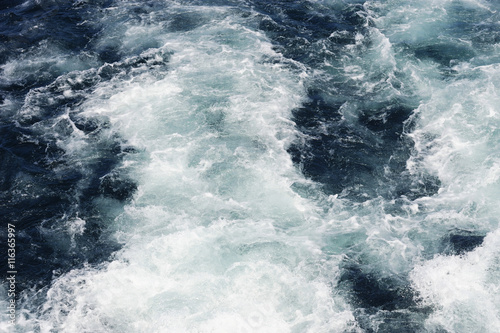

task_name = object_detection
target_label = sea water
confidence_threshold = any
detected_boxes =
[1,0,500,332]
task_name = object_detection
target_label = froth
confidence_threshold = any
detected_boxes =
[15,3,360,332]
[411,229,500,332]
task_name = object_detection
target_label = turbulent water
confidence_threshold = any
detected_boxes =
[1,0,500,332]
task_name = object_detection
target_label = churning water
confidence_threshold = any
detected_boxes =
[1,0,500,332]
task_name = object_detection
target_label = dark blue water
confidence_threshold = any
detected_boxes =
[0,0,131,294]
[1,1,499,332]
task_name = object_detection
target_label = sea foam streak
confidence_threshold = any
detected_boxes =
[371,0,500,331]
[15,3,357,332]
[5,0,500,332]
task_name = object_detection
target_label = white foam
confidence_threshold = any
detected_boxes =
[408,62,500,223]
[16,3,360,332]
[319,0,500,312]
[0,39,98,89]
[360,1,500,330]
[401,60,500,332]
[411,229,500,332]
[0,285,12,333]
[13,0,500,331]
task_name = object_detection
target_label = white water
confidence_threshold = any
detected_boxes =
[407,44,500,333]
[6,0,500,332]
[14,3,358,332]
[371,0,500,332]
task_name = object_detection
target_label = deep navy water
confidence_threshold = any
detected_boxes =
[1,0,500,332]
